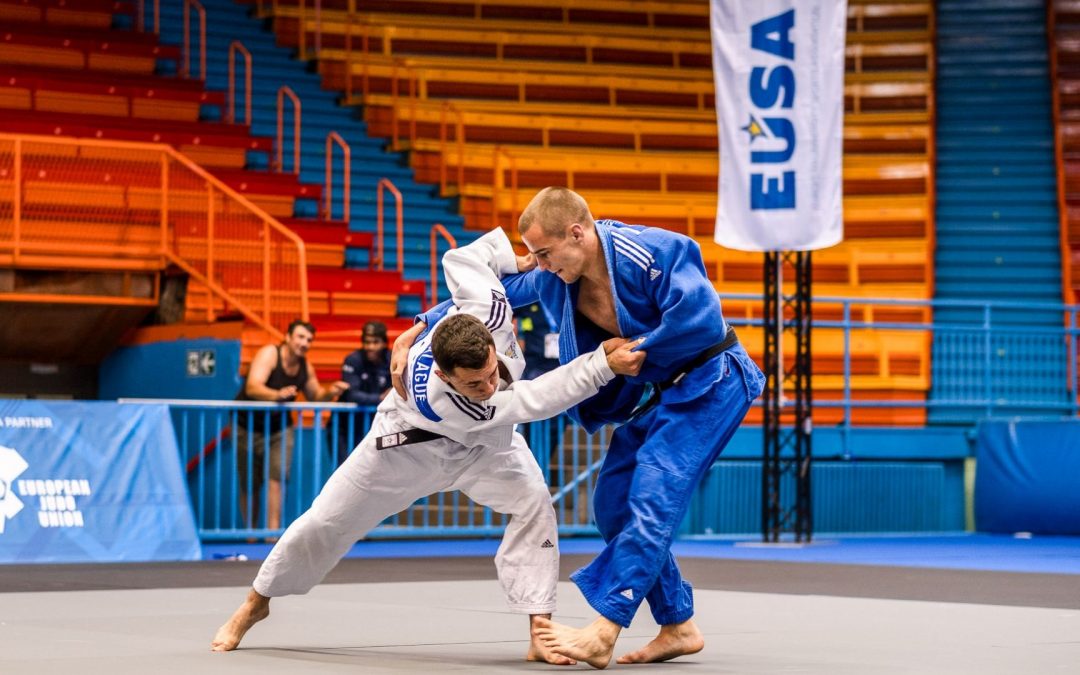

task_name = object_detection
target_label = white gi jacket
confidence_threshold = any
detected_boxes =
[376,227,616,453]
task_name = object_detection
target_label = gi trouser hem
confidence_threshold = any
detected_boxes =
[506,601,557,615]
[569,568,636,628]
[569,567,694,628]
[647,580,695,626]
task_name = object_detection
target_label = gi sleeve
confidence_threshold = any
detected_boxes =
[415,299,453,327]
[501,269,543,308]
[441,228,520,336]
[434,344,616,429]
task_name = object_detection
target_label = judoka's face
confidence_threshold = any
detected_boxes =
[437,346,500,401]
[522,223,587,283]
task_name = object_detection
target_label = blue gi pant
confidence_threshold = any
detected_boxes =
[569,348,763,627]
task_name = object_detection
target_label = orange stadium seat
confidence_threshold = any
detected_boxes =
[250,0,936,423]
[0,3,415,369]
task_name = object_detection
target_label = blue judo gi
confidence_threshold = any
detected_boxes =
[423,220,765,627]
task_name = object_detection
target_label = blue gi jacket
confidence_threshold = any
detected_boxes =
[419,220,747,433]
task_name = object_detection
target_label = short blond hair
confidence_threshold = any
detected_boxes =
[518,187,594,238]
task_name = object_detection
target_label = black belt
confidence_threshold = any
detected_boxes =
[629,326,739,420]
[376,427,446,450]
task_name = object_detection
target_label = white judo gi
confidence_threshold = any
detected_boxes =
[253,228,616,615]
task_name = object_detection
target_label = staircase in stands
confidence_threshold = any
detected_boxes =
[932,0,1070,421]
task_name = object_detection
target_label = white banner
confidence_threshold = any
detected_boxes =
[711,1,846,251]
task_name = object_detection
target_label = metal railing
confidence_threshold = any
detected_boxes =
[125,295,1079,540]
[276,86,302,175]
[718,293,1080,424]
[227,41,253,126]
[429,223,456,307]
[325,132,351,222]
[490,145,518,228]
[181,0,207,81]
[388,59,419,152]
[137,0,161,34]
[343,10,370,106]
[439,101,466,195]
[296,0,316,60]
[158,401,368,540]
[335,25,424,153]
[0,133,310,334]
[375,177,404,273]
[1047,2,1076,302]
[147,400,598,540]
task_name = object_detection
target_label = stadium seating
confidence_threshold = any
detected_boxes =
[1051,0,1080,303]
[1,0,941,422]
[250,0,936,424]
[0,0,417,370]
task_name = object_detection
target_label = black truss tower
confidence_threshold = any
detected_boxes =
[762,251,813,542]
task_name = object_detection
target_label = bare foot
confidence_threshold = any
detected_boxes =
[616,619,704,664]
[526,615,577,666]
[534,616,621,670]
[210,589,270,652]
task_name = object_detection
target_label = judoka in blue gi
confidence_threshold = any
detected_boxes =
[399,187,765,668]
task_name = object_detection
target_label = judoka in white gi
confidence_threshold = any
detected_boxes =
[211,228,646,664]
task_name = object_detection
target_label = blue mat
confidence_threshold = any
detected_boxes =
[204,533,1080,575]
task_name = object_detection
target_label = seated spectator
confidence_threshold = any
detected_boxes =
[335,321,391,464]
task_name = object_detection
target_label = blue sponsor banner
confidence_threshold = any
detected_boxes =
[0,401,201,563]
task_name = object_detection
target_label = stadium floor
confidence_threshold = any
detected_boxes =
[2,535,1078,673]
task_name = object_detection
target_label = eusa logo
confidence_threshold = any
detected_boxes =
[742,9,796,211]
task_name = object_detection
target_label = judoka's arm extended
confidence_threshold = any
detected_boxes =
[443,338,644,429]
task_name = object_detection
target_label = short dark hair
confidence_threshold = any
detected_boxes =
[432,314,494,374]
[287,319,316,337]
[362,320,388,342]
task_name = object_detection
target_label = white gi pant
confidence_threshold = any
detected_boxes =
[253,408,559,615]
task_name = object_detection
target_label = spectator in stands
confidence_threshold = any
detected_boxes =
[334,320,392,464]
[234,320,348,534]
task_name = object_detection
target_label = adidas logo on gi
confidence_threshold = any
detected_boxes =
[541,539,554,549]
[649,268,662,281]
[620,588,634,600]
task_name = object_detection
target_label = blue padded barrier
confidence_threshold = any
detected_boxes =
[974,419,1080,535]
[99,337,242,401]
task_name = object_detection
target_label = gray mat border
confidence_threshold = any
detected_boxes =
[2,554,1078,609]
